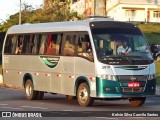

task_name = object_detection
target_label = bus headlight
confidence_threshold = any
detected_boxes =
[97,74,116,81]
[148,74,156,80]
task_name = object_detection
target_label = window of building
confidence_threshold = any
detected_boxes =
[125,10,136,17]
[153,11,160,18]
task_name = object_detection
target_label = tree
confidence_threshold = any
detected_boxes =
[0,0,82,32]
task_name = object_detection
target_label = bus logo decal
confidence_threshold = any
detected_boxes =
[130,76,137,81]
[39,56,60,68]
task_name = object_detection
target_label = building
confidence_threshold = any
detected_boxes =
[44,0,160,23]
[70,0,106,16]
[70,0,85,15]
[107,0,160,22]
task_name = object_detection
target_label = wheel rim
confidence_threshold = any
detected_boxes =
[79,87,88,102]
[26,83,32,96]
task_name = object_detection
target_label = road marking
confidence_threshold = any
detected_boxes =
[1,107,23,110]
[62,110,73,111]
[21,106,48,110]
[0,104,8,106]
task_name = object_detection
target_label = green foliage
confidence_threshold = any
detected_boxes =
[30,0,70,23]
[0,0,82,32]
[143,32,160,45]
[137,22,160,33]
[137,23,160,45]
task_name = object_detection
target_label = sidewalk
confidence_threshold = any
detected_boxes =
[0,74,160,95]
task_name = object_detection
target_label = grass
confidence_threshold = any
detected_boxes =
[137,23,160,33]
[144,32,160,45]
[136,23,160,45]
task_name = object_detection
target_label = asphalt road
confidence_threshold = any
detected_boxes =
[0,87,160,120]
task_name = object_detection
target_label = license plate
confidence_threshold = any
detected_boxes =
[128,82,140,88]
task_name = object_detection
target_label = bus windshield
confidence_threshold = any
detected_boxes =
[91,27,153,65]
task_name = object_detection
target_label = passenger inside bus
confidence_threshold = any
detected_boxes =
[46,34,58,55]
[79,35,93,61]
[15,36,23,54]
[63,35,75,56]
[15,44,23,54]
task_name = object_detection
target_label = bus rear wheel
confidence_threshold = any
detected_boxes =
[77,83,94,106]
[25,80,38,100]
[129,97,146,107]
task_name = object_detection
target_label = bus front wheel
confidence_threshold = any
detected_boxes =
[25,80,38,100]
[77,83,94,106]
[129,97,146,107]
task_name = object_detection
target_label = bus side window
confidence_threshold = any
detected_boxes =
[32,35,40,54]
[56,34,62,55]
[77,34,93,61]
[22,35,30,54]
[15,35,23,54]
[25,35,32,54]
[4,35,12,54]
[39,34,47,54]
[4,35,18,54]
[63,35,76,56]
[11,35,18,54]
[46,34,60,55]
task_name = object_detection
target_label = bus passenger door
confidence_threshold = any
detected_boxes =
[61,34,76,95]
[49,33,63,93]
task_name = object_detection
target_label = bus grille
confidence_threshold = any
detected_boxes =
[117,75,147,93]
[117,75,147,82]
[122,87,143,93]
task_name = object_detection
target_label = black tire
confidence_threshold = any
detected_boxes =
[129,97,146,107]
[77,83,94,106]
[37,91,44,100]
[25,79,38,100]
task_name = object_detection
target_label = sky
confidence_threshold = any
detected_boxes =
[0,0,43,23]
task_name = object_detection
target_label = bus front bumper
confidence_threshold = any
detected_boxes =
[96,77,156,98]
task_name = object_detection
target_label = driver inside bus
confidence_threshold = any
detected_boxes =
[117,40,131,55]
[80,36,93,61]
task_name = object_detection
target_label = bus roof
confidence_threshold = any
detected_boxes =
[6,19,135,34]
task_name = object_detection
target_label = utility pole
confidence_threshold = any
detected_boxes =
[19,0,22,25]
